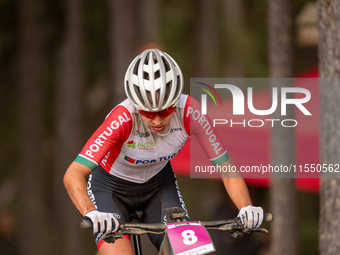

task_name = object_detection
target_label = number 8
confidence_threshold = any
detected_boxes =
[182,230,198,245]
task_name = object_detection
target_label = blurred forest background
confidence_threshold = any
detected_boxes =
[0,0,329,254]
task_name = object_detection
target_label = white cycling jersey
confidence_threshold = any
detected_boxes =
[75,94,230,183]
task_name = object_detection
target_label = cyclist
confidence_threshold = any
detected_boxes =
[63,48,264,255]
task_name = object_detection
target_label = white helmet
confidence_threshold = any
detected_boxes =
[124,49,184,112]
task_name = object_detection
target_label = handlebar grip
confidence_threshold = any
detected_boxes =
[263,213,273,223]
[80,218,93,229]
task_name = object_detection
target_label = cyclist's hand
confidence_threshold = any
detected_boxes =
[238,205,263,228]
[85,210,119,234]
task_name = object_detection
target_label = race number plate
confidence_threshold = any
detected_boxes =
[165,222,215,255]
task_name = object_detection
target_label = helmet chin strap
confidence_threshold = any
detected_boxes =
[156,119,172,137]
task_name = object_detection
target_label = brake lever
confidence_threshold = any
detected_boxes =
[243,227,269,234]
[229,226,269,239]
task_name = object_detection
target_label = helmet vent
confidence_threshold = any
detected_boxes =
[133,59,141,75]
[173,76,181,101]
[144,53,150,65]
[161,56,171,72]
[133,84,144,105]
[152,54,158,64]
[154,70,160,80]
[143,72,149,80]
[165,81,172,101]
[126,81,137,105]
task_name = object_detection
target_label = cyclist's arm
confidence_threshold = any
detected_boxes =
[219,159,253,210]
[63,104,133,216]
[63,161,95,216]
[183,96,252,209]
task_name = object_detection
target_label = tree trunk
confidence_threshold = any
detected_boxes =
[17,0,50,254]
[108,0,138,105]
[196,0,217,77]
[318,1,340,254]
[268,0,298,255]
[222,0,246,77]
[140,0,161,45]
[54,0,89,254]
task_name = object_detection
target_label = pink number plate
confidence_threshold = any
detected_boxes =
[166,222,215,255]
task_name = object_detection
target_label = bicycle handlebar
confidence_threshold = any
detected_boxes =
[80,213,273,233]
[199,212,273,227]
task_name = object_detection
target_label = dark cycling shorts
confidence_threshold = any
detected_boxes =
[87,162,189,250]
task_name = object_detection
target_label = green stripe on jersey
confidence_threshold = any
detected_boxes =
[210,151,230,166]
[74,155,98,171]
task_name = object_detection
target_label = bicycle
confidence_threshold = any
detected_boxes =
[81,207,273,255]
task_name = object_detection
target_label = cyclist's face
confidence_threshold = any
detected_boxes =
[140,90,174,133]
[141,112,174,133]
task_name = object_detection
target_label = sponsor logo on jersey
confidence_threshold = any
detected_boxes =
[186,107,223,156]
[124,155,136,163]
[134,130,150,138]
[127,140,136,149]
[127,140,155,150]
[124,155,156,164]
[84,111,131,159]
[87,174,97,207]
[170,127,182,133]
[124,147,183,165]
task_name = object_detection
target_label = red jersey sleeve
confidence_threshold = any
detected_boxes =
[183,96,230,166]
[74,105,132,170]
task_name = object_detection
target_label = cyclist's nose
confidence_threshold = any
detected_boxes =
[152,116,164,125]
